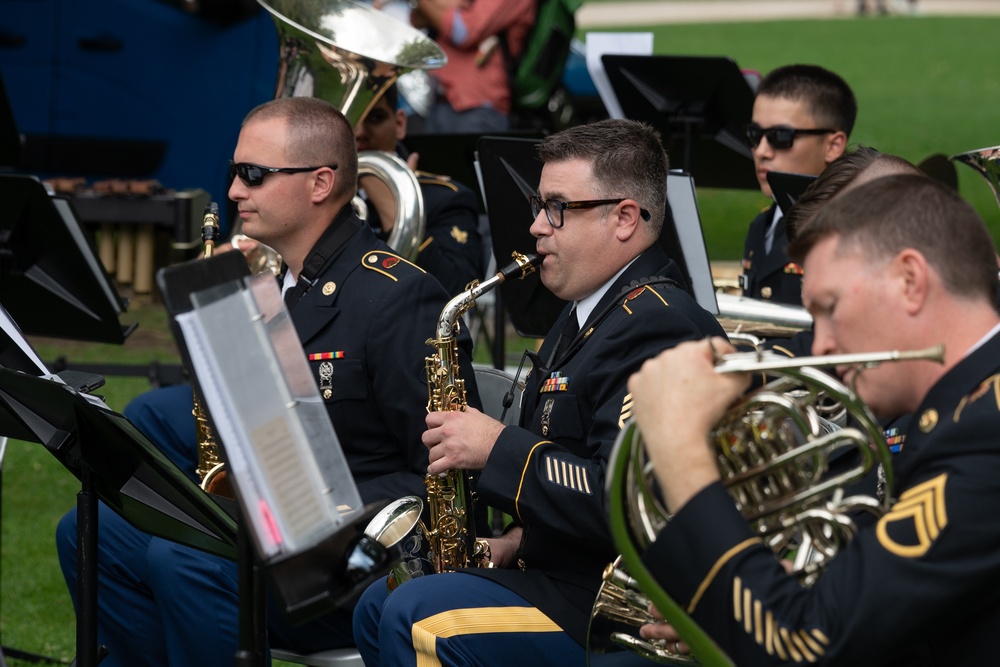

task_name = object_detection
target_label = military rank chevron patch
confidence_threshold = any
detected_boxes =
[619,392,633,429]
[876,473,948,558]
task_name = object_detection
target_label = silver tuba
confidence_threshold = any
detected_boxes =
[256,0,443,260]
[951,144,1000,211]
[589,345,945,666]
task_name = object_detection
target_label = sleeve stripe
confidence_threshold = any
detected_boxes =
[688,537,761,614]
[515,441,552,522]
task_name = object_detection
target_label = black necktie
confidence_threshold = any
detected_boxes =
[554,307,579,359]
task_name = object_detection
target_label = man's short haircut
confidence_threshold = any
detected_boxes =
[785,146,921,241]
[789,174,998,302]
[243,97,358,200]
[756,64,858,136]
[536,118,668,237]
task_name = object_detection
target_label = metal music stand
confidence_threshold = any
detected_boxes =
[766,171,818,218]
[0,174,135,343]
[475,136,718,366]
[157,255,393,666]
[0,172,135,666]
[0,361,239,667]
[0,72,20,169]
[601,54,758,190]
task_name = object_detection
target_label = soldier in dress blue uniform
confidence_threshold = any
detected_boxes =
[631,175,1000,666]
[355,84,484,296]
[740,64,855,306]
[55,97,481,666]
[353,118,727,666]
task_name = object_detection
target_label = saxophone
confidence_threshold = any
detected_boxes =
[193,202,229,493]
[423,251,543,572]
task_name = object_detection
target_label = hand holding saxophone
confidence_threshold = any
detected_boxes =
[423,406,504,474]
[627,336,751,513]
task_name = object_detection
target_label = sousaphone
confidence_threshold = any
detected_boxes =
[255,0,447,260]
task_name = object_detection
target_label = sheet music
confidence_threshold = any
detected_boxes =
[176,276,362,560]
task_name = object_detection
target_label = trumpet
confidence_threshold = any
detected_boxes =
[589,344,946,666]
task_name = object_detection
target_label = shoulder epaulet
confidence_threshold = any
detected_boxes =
[953,373,1000,424]
[415,170,459,192]
[361,249,425,281]
[619,277,676,314]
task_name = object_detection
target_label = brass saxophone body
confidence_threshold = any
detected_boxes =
[193,202,229,494]
[422,251,542,573]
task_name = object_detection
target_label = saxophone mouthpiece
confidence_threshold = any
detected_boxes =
[497,252,543,282]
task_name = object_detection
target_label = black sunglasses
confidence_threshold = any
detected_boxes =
[229,161,338,187]
[529,195,651,228]
[744,124,835,150]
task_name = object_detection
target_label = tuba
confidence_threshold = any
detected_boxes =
[951,144,1000,211]
[589,345,945,666]
[256,0,443,260]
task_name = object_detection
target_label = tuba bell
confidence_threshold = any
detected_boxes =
[951,144,1000,212]
[589,345,945,666]
[256,0,444,260]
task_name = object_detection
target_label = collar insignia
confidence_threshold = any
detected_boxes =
[918,409,938,433]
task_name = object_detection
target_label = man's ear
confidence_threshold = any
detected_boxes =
[896,248,931,314]
[311,166,337,202]
[824,131,849,164]
[613,199,644,241]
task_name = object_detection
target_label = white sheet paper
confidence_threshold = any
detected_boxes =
[585,32,654,120]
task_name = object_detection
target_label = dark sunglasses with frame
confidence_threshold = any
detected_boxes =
[229,161,338,188]
[529,195,651,228]
[743,123,835,151]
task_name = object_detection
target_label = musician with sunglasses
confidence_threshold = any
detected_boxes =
[353,118,726,666]
[740,64,856,306]
[55,96,482,666]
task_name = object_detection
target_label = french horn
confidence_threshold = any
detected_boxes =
[256,0,445,260]
[589,344,945,666]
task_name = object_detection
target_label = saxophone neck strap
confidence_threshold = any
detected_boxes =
[285,205,363,308]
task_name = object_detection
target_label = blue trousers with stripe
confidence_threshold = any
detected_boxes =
[353,572,585,666]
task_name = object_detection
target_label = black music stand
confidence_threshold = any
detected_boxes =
[0,174,134,343]
[0,172,136,666]
[476,137,716,366]
[0,364,239,667]
[766,171,818,217]
[157,255,393,665]
[602,54,757,191]
[0,72,20,169]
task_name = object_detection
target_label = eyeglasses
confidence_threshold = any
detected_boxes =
[529,195,651,228]
[229,161,338,187]
[744,124,835,150]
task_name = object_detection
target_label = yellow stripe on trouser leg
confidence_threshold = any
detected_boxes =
[412,606,563,667]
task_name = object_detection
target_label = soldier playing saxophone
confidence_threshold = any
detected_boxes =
[353,118,727,667]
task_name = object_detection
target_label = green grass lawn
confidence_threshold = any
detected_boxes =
[3,12,1000,665]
